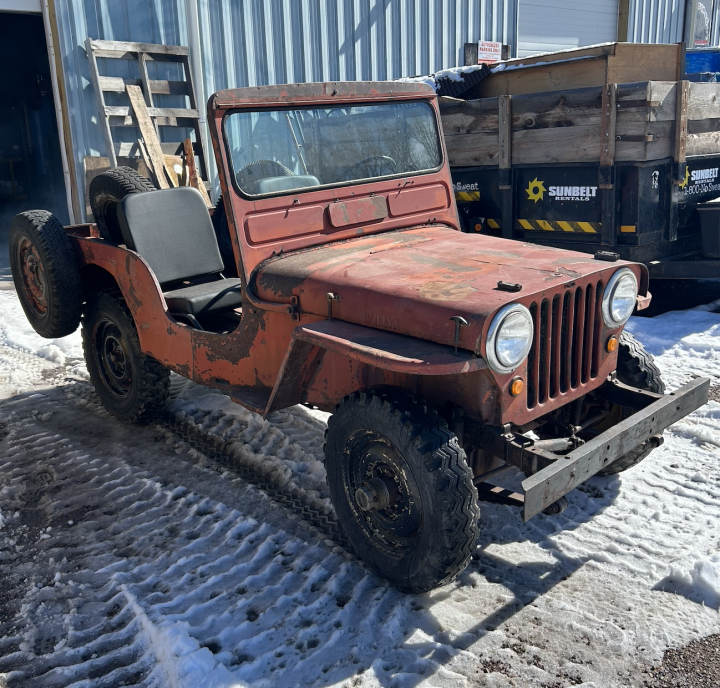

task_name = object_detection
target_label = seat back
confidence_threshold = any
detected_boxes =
[119,186,224,285]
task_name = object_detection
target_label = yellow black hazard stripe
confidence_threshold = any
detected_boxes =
[483,219,601,234]
[517,219,600,234]
[455,191,481,202]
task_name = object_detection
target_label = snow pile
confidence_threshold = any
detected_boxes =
[398,64,488,94]
[660,555,720,610]
[0,290,85,393]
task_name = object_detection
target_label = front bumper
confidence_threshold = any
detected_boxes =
[501,377,709,520]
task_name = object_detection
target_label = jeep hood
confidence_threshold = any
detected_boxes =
[253,225,645,353]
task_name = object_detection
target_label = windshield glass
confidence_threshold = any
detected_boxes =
[224,101,442,196]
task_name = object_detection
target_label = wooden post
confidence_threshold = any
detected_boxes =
[599,84,617,246]
[126,84,171,189]
[464,43,478,66]
[670,79,690,242]
[498,95,513,239]
[183,138,212,206]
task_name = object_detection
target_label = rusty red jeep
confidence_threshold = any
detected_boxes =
[9,81,709,592]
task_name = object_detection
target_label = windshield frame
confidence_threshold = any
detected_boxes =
[221,99,445,200]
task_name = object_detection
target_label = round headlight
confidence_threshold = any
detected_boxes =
[486,304,534,374]
[602,268,638,327]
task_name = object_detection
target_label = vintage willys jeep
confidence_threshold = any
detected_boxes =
[9,82,709,592]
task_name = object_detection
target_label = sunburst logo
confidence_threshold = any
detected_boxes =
[678,167,690,189]
[526,177,546,203]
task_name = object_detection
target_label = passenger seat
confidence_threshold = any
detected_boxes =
[118,186,243,327]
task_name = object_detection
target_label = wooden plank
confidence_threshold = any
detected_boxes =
[183,138,211,206]
[498,95,511,171]
[599,84,617,170]
[104,105,199,119]
[687,132,720,157]
[164,155,183,187]
[126,84,170,189]
[477,57,608,98]
[608,44,681,86]
[136,139,156,186]
[495,43,616,70]
[85,37,116,166]
[98,77,190,96]
[674,80,690,163]
[137,52,154,107]
[89,39,188,57]
[116,141,190,157]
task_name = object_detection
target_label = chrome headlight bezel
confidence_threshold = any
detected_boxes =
[601,268,638,328]
[485,304,534,374]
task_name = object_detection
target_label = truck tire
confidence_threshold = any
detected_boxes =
[9,210,82,338]
[325,389,480,593]
[597,331,665,476]
[83,293,170,423]
[89,167,156,243]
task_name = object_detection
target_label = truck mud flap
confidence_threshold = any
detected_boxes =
[521,377,710,521]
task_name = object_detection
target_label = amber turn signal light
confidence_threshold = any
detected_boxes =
[606,335,618,353]
[510,377,524,396]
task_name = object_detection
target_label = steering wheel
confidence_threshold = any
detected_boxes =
[345,155,397,180]
[236,159,293,195]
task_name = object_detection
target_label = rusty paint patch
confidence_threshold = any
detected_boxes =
[418,281,478,301]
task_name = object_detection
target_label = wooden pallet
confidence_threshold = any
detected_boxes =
[85,38,209,185]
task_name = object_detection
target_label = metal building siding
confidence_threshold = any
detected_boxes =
[626,0,684,44]
[517,0,620,58]
[52,0,517,219]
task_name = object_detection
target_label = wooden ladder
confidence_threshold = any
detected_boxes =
[85,38,209,190]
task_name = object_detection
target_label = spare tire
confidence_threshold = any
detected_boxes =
[89,166,156,243]
[9,210,82,338]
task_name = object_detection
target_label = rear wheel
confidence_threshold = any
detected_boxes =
[83,293,169,423]
[89,167,156,243]
[325,390,479,592]
[597,332,665,476]
[9,210,82,338]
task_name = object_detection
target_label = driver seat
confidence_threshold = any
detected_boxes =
[118,186,243,327]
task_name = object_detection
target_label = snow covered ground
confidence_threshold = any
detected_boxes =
[1,275,719,687]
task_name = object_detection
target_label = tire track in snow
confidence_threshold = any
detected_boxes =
[0,388,464,688]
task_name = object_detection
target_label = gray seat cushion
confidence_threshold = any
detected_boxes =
[119,186,224,285]
[163,278,243,316]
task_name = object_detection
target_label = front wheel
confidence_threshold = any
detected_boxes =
[83,293,170,423]
[324,390,479,593]
[597,331,665,476]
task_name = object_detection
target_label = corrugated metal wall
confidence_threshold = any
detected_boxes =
[626,0,685,44]
[52,0,518,219]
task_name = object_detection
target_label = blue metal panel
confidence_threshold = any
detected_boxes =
[52,0,517,218]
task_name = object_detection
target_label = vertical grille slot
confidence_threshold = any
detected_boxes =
[527,302,539,408]
[550,295,561,399]
[525,280,601,409]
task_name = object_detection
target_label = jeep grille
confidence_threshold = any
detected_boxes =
[526,280,603,408]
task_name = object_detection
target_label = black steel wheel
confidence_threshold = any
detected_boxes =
[597,331,666,476]
[325,389,479,593]
[9,210,82,338]
[83,293,169,423]
[89,167,156,243]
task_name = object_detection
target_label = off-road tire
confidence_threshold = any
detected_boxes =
[211,197,238,277]
[325,390,480,592]
[89,167,156,243]
[9,210,82,338]
[83,293,170,423]
[597,331,665,476]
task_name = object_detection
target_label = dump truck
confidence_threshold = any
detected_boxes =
[9,80,709,592]
[440,42,720,281]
